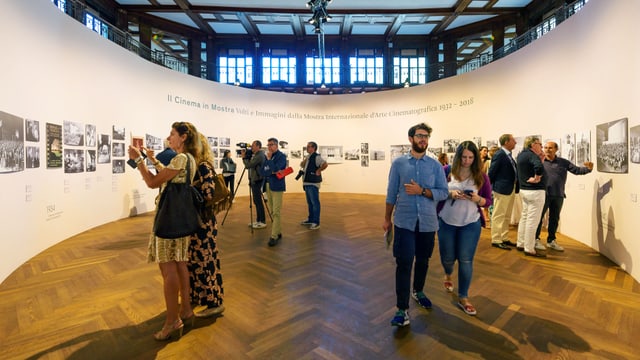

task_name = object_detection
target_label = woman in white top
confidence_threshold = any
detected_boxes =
[436,141,492,316]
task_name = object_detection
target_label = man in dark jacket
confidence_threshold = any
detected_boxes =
[242,140,267,229]
[516,136,546,257]
[535,141,593,251]
[300,141,328,230]
[488,134,519,250]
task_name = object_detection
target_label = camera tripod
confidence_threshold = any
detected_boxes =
[220,165,272,232]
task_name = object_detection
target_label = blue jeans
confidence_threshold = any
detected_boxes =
[437,218,481,299]
[303,185,320,224]
[393,222,435,310]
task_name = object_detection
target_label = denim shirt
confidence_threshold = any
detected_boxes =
[385,153,449,232]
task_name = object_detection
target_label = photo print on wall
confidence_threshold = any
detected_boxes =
[576,130,591,164]
[112,126,125,141]
[596,117,628,174]
[560,133,576,164]
[390,144,411,163]
[344,147,360,160]
[318,145,343,164]
[630,124,640,164]
[46,122,63,168]
[26,119,40,142]
[97,134,111,164]
[86,124,96,147]
[371,149,385,161]
[0,110,25,173]
[86,149,96,172]
[112,159,125,174]
[63,120,84,146]
[64,148,84,174]
[25,146,40,169]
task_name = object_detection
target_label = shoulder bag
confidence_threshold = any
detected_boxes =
[153,154,203,238]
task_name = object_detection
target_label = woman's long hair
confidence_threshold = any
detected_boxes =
[196,132,215,168]
[172,121,201,159]
[451,140,484,188]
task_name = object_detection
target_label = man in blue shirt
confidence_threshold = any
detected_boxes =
[383,123,449,327]
[535,141,593,251]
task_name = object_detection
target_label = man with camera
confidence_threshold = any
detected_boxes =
[263,138,287,246]
[299,141,328,230]
[242,140,267,229]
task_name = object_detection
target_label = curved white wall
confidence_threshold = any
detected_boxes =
[1,0,638,283]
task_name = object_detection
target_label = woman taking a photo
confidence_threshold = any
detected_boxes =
[437,141,492,316]
[128,121,200,340]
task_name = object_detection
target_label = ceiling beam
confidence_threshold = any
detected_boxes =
[173,0,215,36]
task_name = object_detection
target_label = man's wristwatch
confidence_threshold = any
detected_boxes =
[421,188,427,197]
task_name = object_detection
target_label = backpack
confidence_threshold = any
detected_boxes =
[196,162,232,220]
[210,170,231,214]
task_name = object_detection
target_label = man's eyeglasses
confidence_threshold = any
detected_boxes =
[414,133,431,139]
[268,143,277,147]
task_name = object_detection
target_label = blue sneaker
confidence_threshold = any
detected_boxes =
[390,309,410,327]
[412,290,432,309]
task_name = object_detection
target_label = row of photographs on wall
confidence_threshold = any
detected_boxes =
[0,110,634,174]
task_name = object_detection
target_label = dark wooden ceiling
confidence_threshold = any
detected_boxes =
[87,0,564,65]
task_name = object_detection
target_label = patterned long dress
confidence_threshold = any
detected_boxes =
[189,162,224,308]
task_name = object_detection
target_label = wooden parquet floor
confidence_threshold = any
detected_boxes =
[1,193,638,360]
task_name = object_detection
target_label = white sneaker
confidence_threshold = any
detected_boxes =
[547,240,564,252]
[252,222,267,229]
[248,222,257,227]
[309,223,320,230]
[535,239,546,251]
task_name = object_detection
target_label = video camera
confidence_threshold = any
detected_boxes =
[236,142,252,158]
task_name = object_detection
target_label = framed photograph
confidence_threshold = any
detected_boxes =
[46,122,63,168]
[26,119,40,142]
[63,148,84,173]
[596,117,628,173]
[63,120,84,146]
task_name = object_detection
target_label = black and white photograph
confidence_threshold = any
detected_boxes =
[63,148,85,174]
[371,150,385,161]
[473,137,482,147]
[360,142,369,155]
[208,136,218,147]
[560,133,576,164]
[344,148,360,160]
[97,134,111,164]
[0,110,25,173]
[576,130,591,164]
[26,119,40,142]
[596,117,628,173]
[211,147,218,159]
[46,122,62,168]
[289,149,302,159]
[112,126,125,141]
[112,159,125,174]
[630,124,640,164]
[63,120,84,146]
[219,137,230,147]
[86,149,96,172]
[390,144,411,162]
[486,140,498,148]
[25,146,40,169]
[427,147,442,159]
[86,124,96,147]
[145,133,164,151]
[361,155,369,167]
[112,142,125,157]
[444,139,459,153]
[318,145,343,164]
